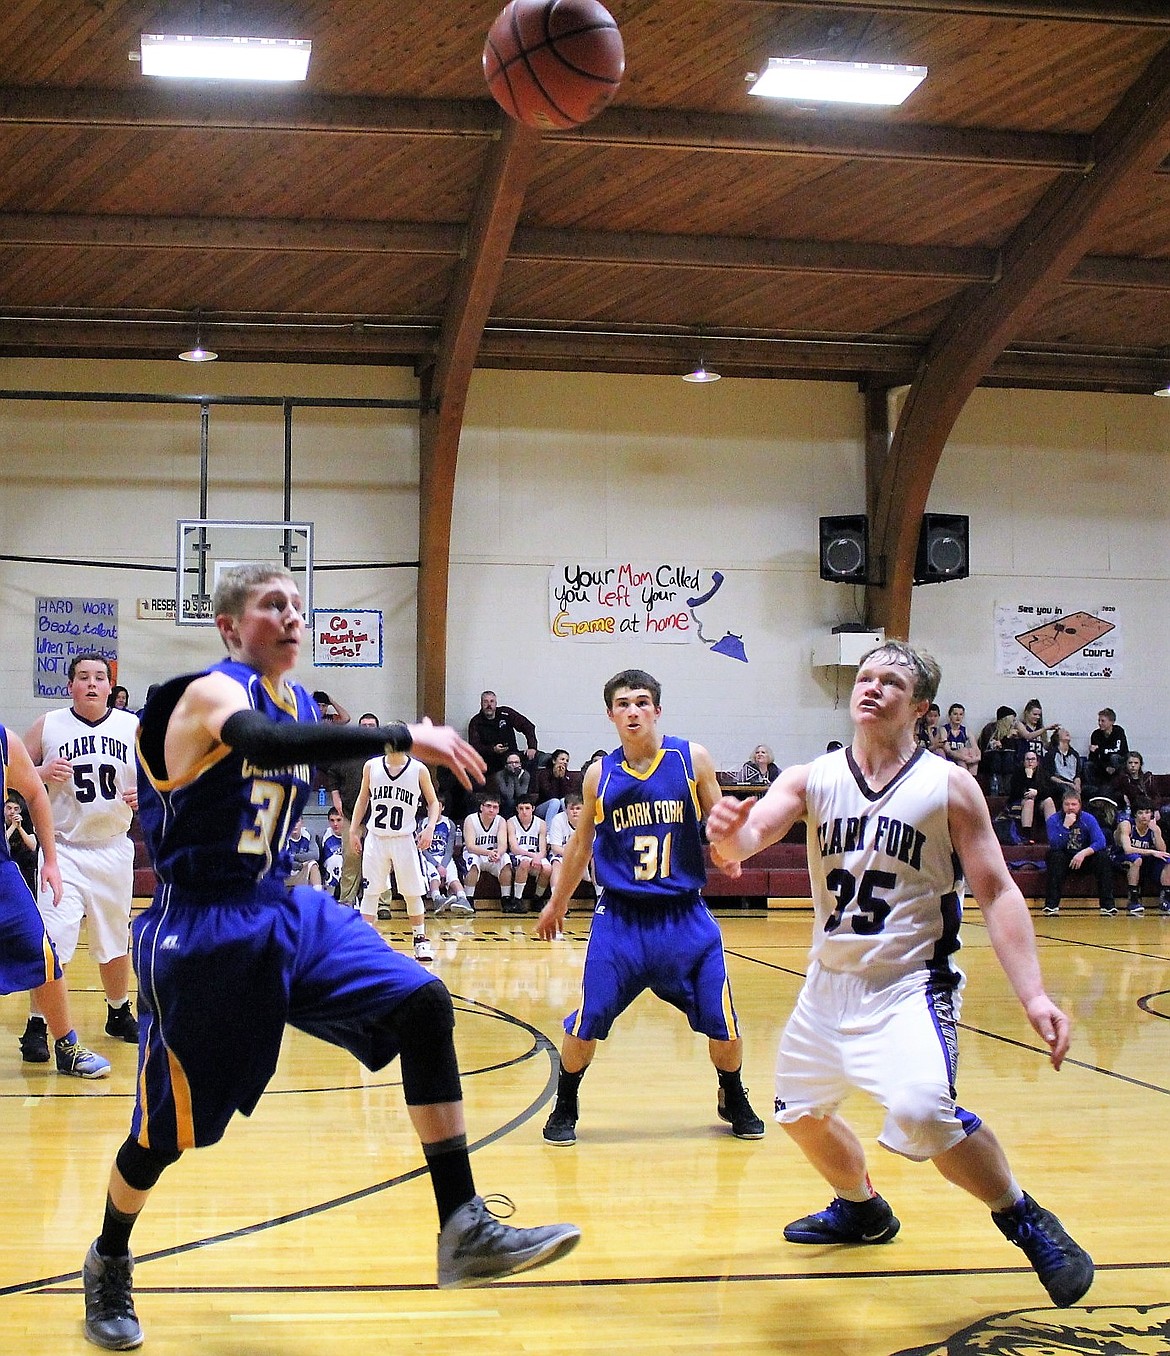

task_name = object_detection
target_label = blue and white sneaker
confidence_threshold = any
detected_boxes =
[783,1194,900,1245]
[55,1036,111,1079]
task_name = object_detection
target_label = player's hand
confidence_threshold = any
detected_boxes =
[40,861,63,908]
[1023,994,1071,1070]
[535,899,567,941]
[705,794,756,852]
[408,719,486,790]
[417,827,434,851]
[42,757,72,785]
[121,786,139,811]
[710,842,743,878]
[350,832,363,854]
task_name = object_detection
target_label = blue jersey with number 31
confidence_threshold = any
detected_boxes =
[137,659,319,895]
[591,736,706,900]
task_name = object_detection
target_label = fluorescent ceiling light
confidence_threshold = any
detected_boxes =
[141,33,311,82]
[748,58,926,106]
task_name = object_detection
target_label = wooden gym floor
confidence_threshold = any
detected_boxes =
[2,905,1168,1355]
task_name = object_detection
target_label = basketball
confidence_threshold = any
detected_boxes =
[483,0,625,131]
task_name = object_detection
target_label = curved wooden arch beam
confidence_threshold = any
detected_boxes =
[867,39,1170,639]
[416,118,541,721]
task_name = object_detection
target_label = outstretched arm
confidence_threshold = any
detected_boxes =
[706,764,811,873]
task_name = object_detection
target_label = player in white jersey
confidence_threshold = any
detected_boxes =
[505,795,551,914]
[350,750,440,962]
[462,794,513,909]
[707,640,1093,1310]
[22,653,140,1053]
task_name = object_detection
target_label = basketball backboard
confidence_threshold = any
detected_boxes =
[176,520,313,627]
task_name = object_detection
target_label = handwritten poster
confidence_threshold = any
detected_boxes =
[550,561,725,645]
[994,603,1120,678]
[35,596,118,698]
[312,609,383,667]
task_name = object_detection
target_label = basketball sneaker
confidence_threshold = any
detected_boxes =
[783,1194,900,1245]
[19,1015,49,1063]
[55,1036,111,1079]
[542,1102,578,1146]
[1161,892,1170,916]
[1041,904,1060,916]
[413,935,435,963]
[83,1241,143,1350]
[105,1002,139,1043]
[992,1192,1093,1307]
[1127,900,1144,917]
[450,897,475,915]
[431,895,450,916]
[436,1195,580,1289]
[377,901,393,920]
[1099,904,1118,916]
[717,1083,766,1139]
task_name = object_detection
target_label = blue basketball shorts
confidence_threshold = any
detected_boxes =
[564,890,741,1042]
[0,859,61,994]
[130,880,439,1154]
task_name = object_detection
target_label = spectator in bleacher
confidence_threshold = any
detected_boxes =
[507,794,551,911]
[1008,750,1056,843]
[108,685,130,711]
[1043,789,1116,917]
[5,792,39,895]
[978,706,1017,794]
[312,690,351,725]
[941,704,980,777]
[284,817,323,889]
[1041,727,1081,802]
[1114,800,1170,916]
[549,792,592,896]
[319,808,346,899]
[1086,708,1128,790]
[737,743,780,786]
[491,751,530,819]
[468,690,538,778]
[1108,750,1155,819]
[915,703,944,754]
[1012,699,1057,763]
[324,711,380,907]
[534,748,572,824]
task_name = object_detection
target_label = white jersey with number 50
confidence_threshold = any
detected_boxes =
[40,706,138,843]
[804,747,963,979]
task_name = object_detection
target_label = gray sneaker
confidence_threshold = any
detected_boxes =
[83,1241,143,1349]
[450,898,475,915]
[436,1195,580,1289]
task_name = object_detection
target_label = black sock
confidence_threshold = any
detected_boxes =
[556,1063,586,1110]
[717,1066,745,1093]
[423,1134,476,1228]
[97,1195,139,1258]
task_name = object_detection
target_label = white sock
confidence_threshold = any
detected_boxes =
[989,1181,1024,1213]
[107,995,129,1010]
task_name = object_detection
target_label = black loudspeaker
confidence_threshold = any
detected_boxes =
[819,515,868,582]
[914,513,970,584]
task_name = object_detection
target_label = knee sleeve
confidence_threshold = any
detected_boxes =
[116,1136,182,1192]
[384,981,463,1107]
[879,1083,969,1162]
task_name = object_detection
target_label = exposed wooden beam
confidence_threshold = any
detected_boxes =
[417,118,542,723]
[740,0,1170,25]
[0,85,1090,169]
[868,38,1170,639]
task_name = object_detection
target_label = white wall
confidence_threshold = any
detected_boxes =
[0,360,1166,773]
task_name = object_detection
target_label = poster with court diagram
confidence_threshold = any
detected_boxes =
[994,604,1120,679]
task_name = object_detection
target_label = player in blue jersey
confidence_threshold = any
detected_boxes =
[80,565,579,1352]
[1,723,110,1078]
[535,668,764,1146]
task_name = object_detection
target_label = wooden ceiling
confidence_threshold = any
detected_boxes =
[3,0,1170,394]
